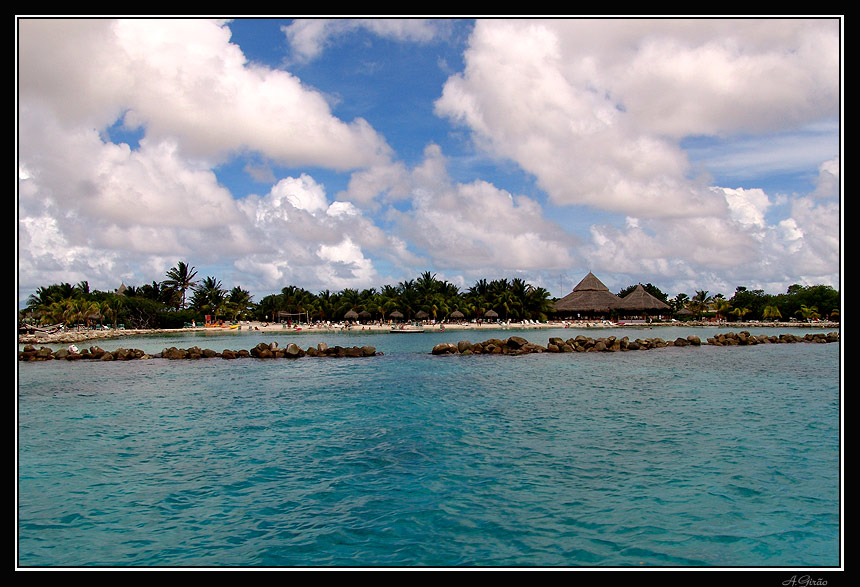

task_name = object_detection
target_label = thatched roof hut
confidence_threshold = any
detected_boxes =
[450,310,465,320]
[616,284,670,314]
[389,310,404,321]
[344,309,359,321]
[415,310,430,320]
[553,272,621,316]
[484,309,499,320]
[358,310,372,322]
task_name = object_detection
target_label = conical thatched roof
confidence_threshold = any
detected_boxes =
[344,310,359,320]
[484,309,499,318]
[553,272,621,314]
[450,310,464,319]
[617,284,670,312]
[390,310,404,319]
[415,310,429,319]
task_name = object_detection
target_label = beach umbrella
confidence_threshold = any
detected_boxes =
[450,310,464,320]
[484,309,499,320]
[344,310,359,321]
[358,310,372,323]
[415,310,429,320]
[389,310,404,322]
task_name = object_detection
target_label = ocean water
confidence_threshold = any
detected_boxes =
[17,327,842,567]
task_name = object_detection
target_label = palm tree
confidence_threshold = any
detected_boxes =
[164,261,198,310]
[763,305,782,322]
[713,299,732,322]
[690,290,712,319]
[670,293,690,313]
[524,285,553,321]
[731,307,751,322]
[796,304,820,322]
[226,286,254,321]
[190,276,226,319]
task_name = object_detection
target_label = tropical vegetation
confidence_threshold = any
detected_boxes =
[20,263,839,329]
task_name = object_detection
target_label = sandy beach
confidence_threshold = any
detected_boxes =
[17,319,839,346]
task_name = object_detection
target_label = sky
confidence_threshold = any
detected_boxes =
[16,17,842,308]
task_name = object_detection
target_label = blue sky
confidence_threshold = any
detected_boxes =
[17,18,841,307]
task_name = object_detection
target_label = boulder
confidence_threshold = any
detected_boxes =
[432,342,458,355]
[506,336,529,349]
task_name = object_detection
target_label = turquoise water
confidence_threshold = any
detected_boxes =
[17,327,842,567]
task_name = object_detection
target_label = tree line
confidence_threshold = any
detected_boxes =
[620,283,839,323]
[21,262,839,330]
[21,263,556,329]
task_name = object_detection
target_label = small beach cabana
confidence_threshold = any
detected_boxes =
[415,310,430,321]
[616,284,671,320]
[389,310,404,323]
[358,310,372,324]
[344,310,359,322]
[484,309,499,322]
[449,310,465,322]
[552,272,622,319]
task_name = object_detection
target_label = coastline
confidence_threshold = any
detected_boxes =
[17,319,840,346]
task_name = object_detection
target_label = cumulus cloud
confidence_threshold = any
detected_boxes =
[18,18,392,170]
[385,144,577,275]
[17,18,399,299]
[435,19,839,219]
[433,18,840,294]
[16,18,840,305]
[282,18,447,62]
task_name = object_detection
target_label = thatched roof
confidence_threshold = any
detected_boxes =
[415,310,429,319]
[389,310,404,319]
[344,310,359,320]
[553,272,621,313]
[617,284,670,312]
[484,309,499,318]
[450,310,464,319]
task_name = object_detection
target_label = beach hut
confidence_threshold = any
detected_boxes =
[415,310,430,321]
[358,310,372,324]
[389,310,404,323]
[552,272,622,318]
[616,284,670,320]
[484,309,499,322]
[450,310,465,322]
[344,309,359,322]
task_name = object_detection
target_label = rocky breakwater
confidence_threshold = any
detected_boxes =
[706,331,839,346]
[431,331,839,356]
[432,336,547,356]
[19,341,379,362]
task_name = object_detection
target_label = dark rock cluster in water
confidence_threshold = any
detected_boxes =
[18,341,379,361]
[432,331,839,355]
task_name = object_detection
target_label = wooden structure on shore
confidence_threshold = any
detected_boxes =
[616,284,671,319]
[552,272,622,318]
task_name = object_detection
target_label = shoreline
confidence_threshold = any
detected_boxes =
[17,319,840,346]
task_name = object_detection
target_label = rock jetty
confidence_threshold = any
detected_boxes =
[18,341,379,362]
[431,331,839,356]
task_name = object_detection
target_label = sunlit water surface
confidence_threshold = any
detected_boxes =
[17,326,841,567]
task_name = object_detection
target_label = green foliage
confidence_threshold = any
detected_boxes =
[23,270,840,329]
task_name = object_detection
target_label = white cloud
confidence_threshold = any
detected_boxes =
[282,18,446,62]
[432,18,840,294]
[387,144,577,274]
[17,18,401,300]
[435,19,839,219]
[16,18,841,305]
[18,18,392,170]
